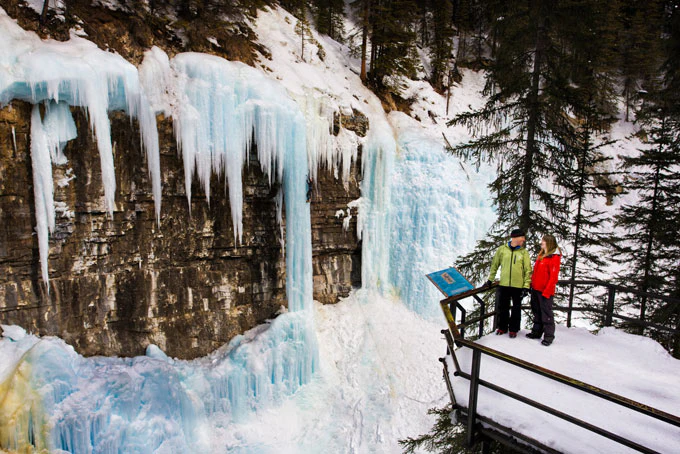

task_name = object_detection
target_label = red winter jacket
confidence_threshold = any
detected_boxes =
[531,253,561,298]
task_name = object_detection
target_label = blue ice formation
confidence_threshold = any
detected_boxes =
[354,111,494,315]
[0,313,316,453]
[356,116,396,293]
[2,52,319,452]
[387,113,495,318]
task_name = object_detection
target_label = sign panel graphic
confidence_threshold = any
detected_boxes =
[426,267,474,297]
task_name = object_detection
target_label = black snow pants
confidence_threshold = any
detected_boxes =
[529,289,555,342]
[497,286,524,333]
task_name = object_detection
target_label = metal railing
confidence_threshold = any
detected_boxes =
[438,284,680,453]
[558,279,680,333]
[447,280,680,344]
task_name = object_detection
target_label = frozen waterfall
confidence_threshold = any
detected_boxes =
[0,4,498,452]
[387,112,495,318]
[1,10,319,452]
[0,8,162,289]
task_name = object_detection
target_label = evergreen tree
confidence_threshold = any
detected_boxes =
[429,0,456,92]
[451,0,489,67]
[448,0,566,282]
[368,0,419,89]
[349,0,371,81]
[350,0,419,90]
[616,0,665,121]
[553,0,619,324]
[560,109,616,326]
[311,0,345,41]
[612,2,680,354]
[447,0,620,285]
[399,405,507,453]
[294,8,313,62]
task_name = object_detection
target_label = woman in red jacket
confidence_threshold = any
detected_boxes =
[526,234,562,346]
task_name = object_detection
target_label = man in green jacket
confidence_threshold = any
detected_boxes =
[485,228,532,338]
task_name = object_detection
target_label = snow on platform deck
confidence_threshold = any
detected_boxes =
[449,325,680,453]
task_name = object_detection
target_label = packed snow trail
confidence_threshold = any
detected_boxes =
[449,325,680,453]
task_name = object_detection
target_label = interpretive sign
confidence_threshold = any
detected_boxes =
[426,267,474,298]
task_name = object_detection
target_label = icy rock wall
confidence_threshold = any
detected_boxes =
[0,102,363,360]
[0,14,362,359]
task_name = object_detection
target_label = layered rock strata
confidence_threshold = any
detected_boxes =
[0,102,364,359]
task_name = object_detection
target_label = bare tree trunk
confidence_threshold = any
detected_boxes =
[41,0,50,25]
[360,0,370,82]
[639,163,661,334]
[673,291,680,359]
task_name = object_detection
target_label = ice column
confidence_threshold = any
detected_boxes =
[387,113,495,318]
[357,119,396,293]
[30,106,55,289]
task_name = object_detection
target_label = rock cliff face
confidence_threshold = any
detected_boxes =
[0,101,364,359]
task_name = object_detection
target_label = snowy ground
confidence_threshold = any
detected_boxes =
[206,291,451,453]
[450,325,680,453]
[0,291,452,454]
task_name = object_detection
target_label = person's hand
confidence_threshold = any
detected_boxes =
[481,280,493,289]
[522,289,529,299]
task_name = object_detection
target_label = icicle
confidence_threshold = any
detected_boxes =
[275,189,285,251]
[85,77,117,215]
[335,128,359,187]
[170,54,307,245]
[0,13,164,220]
[136,92,162,223]
[30,105,55,291]
[42,100,76,165]
[294,89,358,187]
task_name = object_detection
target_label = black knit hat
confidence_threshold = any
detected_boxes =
[510,228,526,238]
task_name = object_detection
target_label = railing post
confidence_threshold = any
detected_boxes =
[440,357,457,406]
[478,298,486,338]
[605,286,615,327]
[467,349,482,447]
[473,294,487,337]
[567,281,574,328]
[460,305,467,339]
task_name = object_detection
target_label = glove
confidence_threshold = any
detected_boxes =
[522,289,529,299]
[481,280,493,289]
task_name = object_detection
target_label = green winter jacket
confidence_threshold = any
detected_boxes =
[488,243,532,289]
